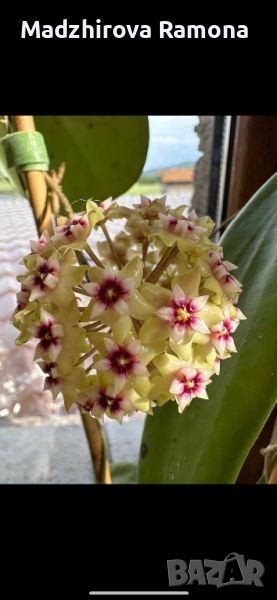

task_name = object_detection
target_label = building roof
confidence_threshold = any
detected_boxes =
[159,167,194,184]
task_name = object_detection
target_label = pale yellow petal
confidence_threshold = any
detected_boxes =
[87,266,105,283]
[133,376,152,398]
[202,276,224,305]
[199,304,223,327]
[128,289,154,319]
[173,269,201,298]
[111,315,133,344]
[119,256,143,286]
[139,317,170,343]
[169,340,193,362]
[153,353,181,376]
[141,340,168,365]
[140,282,172,309]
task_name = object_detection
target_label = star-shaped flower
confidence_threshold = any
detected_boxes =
[170,365,212,412]
[94,337,149,392]
[210,306,240,356]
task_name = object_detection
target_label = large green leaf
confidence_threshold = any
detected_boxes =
[138,173,277,483]
[35,116,149,210]
[110,462,137,484]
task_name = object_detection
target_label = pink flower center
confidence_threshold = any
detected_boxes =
[221,273,235,285]
[97,390,110,410]
[179,372,202,395]
[109,347,136,375]
[16,301,26,312]
[16,288,30,312]
[32,262,57,290]
[84,389,123,415]
[168,217,178,230]
[215,319,233,338]
[61,217,88,238]
[223,319,233,333]
[36,321,60,351]
[97,277,128,308]
[209,251,223,267]
[41,361,57,373]
[61,225,73,237]
[71,217,87,227]
[171,300,197,329]
[46,373,62,387]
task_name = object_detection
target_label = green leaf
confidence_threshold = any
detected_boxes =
[110,462,137,484]
[138,173,277,483]
[35,116,149,211]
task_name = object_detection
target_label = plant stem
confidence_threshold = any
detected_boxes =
[44,171,73,218]
[86,324,107,333]
[146,244,178,284]
[73,286,92,297]
[75,248,112,484]
[82,320,102,328]
[48,163,66,216]
[100,222,122,268]
[269,461,277,484]
[84,243,105,268]
[212,210,240,236]
[79,408,112,484]
[75,347,95,366]
[142,238,149,264]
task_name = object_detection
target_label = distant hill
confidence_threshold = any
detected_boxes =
[140,160,195,183]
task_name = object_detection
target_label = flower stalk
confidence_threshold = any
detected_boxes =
[84,243,104,268]
[100,222,122,269]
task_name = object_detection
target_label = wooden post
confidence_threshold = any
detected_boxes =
[12,116,52,233]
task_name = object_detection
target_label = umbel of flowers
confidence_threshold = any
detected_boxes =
[12,195,245,422]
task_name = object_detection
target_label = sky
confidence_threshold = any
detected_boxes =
[143,116,201,172]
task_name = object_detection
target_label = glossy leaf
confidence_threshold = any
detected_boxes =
[138,174,277,483]
[110,462,137,484]
[35,116,149,210]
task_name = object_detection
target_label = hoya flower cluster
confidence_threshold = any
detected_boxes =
[13,195,245,422]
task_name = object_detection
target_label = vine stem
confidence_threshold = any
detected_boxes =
[79,409,112,484]
[84,243,105,268]
[142,238,149,264]
[74,347,95,366]
[44,171,73,218]
[269,461,277,484]
[75,249,112,485]
[73,286,92,297]
[100,222,122,268]
[146,244,178,284]
[47,163,66,216]
[212,210,240,236]
[86,324,107,333]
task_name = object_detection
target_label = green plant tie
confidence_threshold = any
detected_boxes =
[1,131,49,172]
